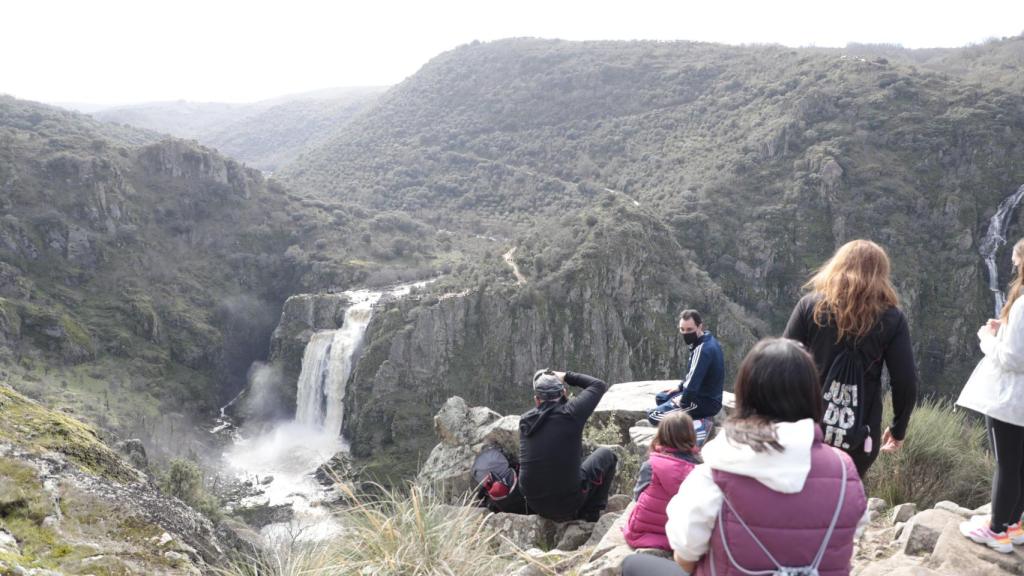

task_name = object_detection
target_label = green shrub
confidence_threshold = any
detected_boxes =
[222,483,508,576]
[865,396,993,509]
[159,459,221,520]
[585,419,642,497]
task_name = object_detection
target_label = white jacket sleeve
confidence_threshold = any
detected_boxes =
[980,301,1024,373]
[665,464,722,562]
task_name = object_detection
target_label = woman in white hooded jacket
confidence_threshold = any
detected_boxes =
[958,238,1024,553]
[622,339,867,576]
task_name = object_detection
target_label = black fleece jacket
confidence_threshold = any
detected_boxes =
[518,371,608,500]
[783,293,918,441]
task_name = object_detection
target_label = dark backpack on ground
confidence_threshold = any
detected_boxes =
[821,345,871,453]
[471,446,529,514]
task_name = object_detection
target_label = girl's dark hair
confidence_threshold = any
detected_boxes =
[725,338,823,453]
[652,411,702,463]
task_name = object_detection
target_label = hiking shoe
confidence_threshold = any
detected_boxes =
[960,520,1013,553]
[967,515,1024,545]
[1009,522,1024,545]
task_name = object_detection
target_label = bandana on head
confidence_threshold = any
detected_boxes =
[533,369,565,400]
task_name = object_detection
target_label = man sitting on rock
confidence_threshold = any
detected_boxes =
[647,309,724,444]
[518,369,618,522]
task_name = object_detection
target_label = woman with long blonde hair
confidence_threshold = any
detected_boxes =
[783,239,918,477]
[957,238,1024,553]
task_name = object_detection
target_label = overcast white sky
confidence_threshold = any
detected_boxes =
[2,0,1022,106]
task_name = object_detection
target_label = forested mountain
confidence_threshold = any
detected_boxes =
[280,37,1024,399]
[92,87,384,171]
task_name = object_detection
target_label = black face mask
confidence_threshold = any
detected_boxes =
[683,331,700,346]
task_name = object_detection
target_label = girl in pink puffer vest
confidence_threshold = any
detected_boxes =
[623,411,702,550]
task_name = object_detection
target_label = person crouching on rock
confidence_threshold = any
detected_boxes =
[623,338,866,576]
[622,410,702,550]
[518,369,618,522]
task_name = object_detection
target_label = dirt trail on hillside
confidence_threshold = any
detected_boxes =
[503,247,527,285]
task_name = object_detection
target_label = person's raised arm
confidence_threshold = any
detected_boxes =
[563,371,608,423]
[782,297,809,344]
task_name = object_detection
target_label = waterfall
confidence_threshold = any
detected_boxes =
[220,279,434,543]
[294,293,379,436]
[294,331,337,429]
[980,184,1024,316]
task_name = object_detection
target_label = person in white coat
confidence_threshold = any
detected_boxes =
[958,238,1024,553]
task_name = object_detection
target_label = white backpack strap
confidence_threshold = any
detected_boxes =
[808,447,848,571]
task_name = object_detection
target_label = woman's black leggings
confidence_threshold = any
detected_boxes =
[988,416,1024,532]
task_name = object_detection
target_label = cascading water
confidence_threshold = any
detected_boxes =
[219,281,430,542]
[980,184,1024,316]
[294,292,379,436]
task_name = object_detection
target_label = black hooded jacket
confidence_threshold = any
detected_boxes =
[518,371,608,500]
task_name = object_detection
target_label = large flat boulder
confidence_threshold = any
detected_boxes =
[594,380,734,441]
[928,521,1024,575]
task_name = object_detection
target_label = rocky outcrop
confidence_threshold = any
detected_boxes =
[136,139,261,200]
[269,292,350,377]
[0,443,235,575]
[854,499,1024,576]
[417,396,519,498]
[0,384,244,575]
[13,302,95,364]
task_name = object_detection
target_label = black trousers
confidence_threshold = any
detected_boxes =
[988,416,1024,532]
[622,554,686,576]
[577,446,618,520]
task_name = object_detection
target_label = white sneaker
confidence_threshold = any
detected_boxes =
[960,519,1013,554]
